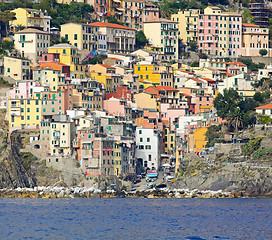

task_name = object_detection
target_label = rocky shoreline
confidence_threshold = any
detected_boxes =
[0,186,250,199]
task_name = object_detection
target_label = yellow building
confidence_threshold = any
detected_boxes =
[33,68,66,91]
[4,56,31,81]
[48,43,85,79]
[193,127,207,152]
[242,23,270,57]
[114,141,122,176]
[134,64,160,83]
[172,9,200,44]
[134,92,158,111]
[143,19,179,61]
[9,98,42,131]
[61,23,98,59]
[90,71,121,93]
[10,8,50,32]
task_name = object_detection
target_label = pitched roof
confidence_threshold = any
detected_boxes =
[145,2,156,6]
[40,62,69,70]
[97,64,115,69]
[226,62,246,66]
[242,23,260,28]
[201,77,216,82]
[187,78,203,82]
[16,28,49,35]
[89,22,136,31]
[48,43,77,49]
[180,70,194,74]
[108,57,123,61]
[156,86,178,91]
[256,104,272,110]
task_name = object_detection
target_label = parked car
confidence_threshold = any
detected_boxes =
[133,178,141,184]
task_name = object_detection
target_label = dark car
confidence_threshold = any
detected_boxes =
[133,178,141,184]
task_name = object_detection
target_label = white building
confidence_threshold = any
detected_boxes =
[135,127,161,171]
[14,28,50,64]
[218,73,255,95]
[257,65,272,81]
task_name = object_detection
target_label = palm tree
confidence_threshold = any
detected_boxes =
[227,108,243,133]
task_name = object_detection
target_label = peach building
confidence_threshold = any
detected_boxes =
[242,23,270,56]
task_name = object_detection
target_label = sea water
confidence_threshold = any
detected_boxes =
[0,198,271,239]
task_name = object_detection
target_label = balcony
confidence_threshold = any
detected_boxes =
[19,39,33,43]
[203,39,214,43]
[164,51,175,55]
[186,27,197,31]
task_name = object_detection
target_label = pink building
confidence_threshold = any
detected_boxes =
[57,85,73,115]
[9,81,40,99]
[103,97,132,119]
[122,0,159,30]
[226,62,247,75]
[198,7,242,57]
[195,95,214,114]
[94,0,109,21]
[198,13,219,56]
[93,135,114,176]
[161,103,186,130]
[39,53,60,65]
[144,3,159,23]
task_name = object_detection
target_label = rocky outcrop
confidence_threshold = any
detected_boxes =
[173,163,272,197]
[0,131,36,189]
[0,186,238,199]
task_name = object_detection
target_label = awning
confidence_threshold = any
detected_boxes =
[113,0,121,2]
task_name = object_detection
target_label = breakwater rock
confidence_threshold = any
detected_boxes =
[0,186,245,198]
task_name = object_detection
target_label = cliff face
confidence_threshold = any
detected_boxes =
[0,131,36,189]
[173,158,272,197]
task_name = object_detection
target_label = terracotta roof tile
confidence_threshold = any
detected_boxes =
[242,23,260,28]
[256,104,272,110]
[98,64,115,69]
[89,22,136,30]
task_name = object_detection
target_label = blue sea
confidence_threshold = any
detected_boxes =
[0,198,271,240]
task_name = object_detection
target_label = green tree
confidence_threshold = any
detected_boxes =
[191,61,199,67]
[136,31,148,49]
[0,10,16,37]
[253,91,270,103]
[214,88,241,119]
[198,52,208,59]
[242,9,255,24]
[259,49,268,56]
[105,16,125,26]
[242,137,262,157]
[188,40,198,52]
[205,124,222,148]
[1,40,14,50]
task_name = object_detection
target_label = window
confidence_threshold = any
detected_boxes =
[27,108,30,112]
[139,130,142,134]
[74,34,77,40]
[140,138,143,142]
[145,145,151,149]
[147,138,150,142]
